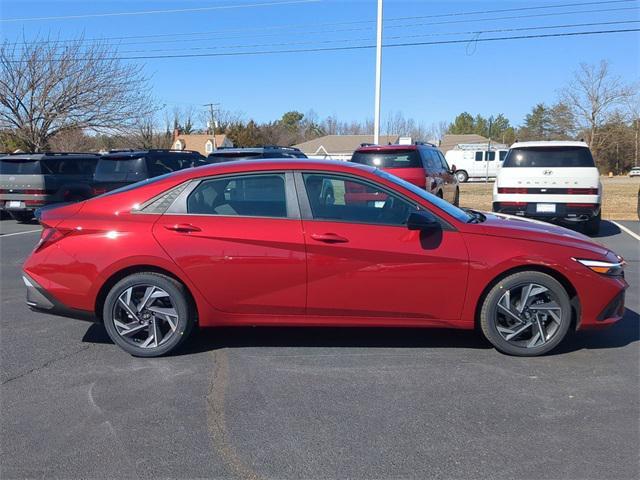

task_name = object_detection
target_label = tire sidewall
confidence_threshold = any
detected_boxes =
[103,273,192,357]
[481,272,572,356]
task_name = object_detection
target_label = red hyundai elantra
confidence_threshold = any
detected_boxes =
[23,160,627,357]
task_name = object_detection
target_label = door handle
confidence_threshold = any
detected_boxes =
[164,223,201,233]
[310,233,349,243]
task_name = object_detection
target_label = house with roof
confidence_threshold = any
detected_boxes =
[172,129,233,156]
[293,134,401,161]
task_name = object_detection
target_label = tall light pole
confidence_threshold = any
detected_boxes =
[373,0,383,145]
[204,102,219,150]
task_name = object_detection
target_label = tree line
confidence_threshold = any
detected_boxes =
[0,37,637,173]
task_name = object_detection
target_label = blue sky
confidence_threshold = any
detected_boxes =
[1,0,639,128]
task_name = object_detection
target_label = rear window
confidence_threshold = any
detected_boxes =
[0,157,98,175]
[351,149,422,168]
[503,147,595,168]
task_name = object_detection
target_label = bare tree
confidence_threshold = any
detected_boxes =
[561,60,634,155]
[0,36,155,152]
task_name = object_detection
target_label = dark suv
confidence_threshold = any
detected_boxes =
[0,152,100,222]
[93,149,208,194]
[208,146,307,163]
[350,143,459,205]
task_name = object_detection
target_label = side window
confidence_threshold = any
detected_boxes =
[499,150,507,161]
[422,150,440,172]
[486,151,496,161]
[475,151,484,161]
[187,174,287,218]
[303,173,416,226]
[436,151,450,171]
[148,155,183,176]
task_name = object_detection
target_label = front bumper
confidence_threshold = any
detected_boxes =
[23,273,96,322]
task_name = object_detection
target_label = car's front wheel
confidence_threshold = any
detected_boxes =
[103,272,194,357]
[479,271,571,356]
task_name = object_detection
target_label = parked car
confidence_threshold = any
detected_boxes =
[492,141,602,235]
[445,148,508,183]
[350,143,459,205]
[628,166,640,177]
[93,149,207,194]
[24,159,626,358]
[0,152,100,222]
[208,146,307,162]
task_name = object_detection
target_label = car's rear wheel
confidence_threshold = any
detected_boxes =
[8,211,34,223]
[455,170,469,183]
[480,271,571,356]
[583,212,601,236]
[103,272,194,357]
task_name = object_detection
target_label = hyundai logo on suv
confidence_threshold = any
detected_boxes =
[543,170,553,175]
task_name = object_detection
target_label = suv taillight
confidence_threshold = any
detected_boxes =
[567,188,598,195]
[498,187,528,194]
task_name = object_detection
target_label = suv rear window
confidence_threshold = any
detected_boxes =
[0,157,98,175]
[95,156,146,181]
[351,149,422,168]
[503,147,595,168]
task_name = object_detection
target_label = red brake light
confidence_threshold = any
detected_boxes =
[567,188,598,195]
[24,189,45,195]
[498,187,528,194]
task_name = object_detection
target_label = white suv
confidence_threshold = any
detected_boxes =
[492,141,602,235]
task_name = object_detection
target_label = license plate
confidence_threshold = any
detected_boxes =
[536,203,556,213]
[7,201,23,208]
[374,201,385,208]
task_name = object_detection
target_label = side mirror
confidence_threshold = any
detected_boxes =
[450,164,457,173]
[407,211,441,231]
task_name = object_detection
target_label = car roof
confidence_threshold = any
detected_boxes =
[510,141,590,149]
[0,152,100,160]
[101,149,201,158]
[210,146,302,154]
[354,143,439,153]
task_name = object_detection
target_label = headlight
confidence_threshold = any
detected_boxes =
[573,257,625,276]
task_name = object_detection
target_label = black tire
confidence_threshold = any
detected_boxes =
[455,170,469,183]
[479,271,572,356]
[436,190,443,199]
[103,272,194,357]
[8,211,34,223]
[583,212,601,236]
[453,188,460,207]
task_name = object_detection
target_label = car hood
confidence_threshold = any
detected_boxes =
[473,212,610,256]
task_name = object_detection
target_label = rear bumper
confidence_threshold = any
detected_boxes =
[22,273,96,322]
[492,202,600,222]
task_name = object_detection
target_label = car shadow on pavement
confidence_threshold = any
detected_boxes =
[588,220,621,239]
[81,307,639,356]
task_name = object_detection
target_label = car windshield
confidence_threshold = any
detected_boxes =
[351,149,422,168]
[0,159,41,174]
[374,169,473,223]
[503,147,595,168]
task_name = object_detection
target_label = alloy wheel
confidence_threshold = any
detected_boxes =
[112,284,180,349]
[494,283,563,349]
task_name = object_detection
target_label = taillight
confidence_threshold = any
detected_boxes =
[567,188,598,195]
[35,227,69,251]
[499,201,527,207]
[498,187,528,194]
[24,189,45,195]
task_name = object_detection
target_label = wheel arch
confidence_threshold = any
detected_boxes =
[473,264,581,331]
[94,265,199,324]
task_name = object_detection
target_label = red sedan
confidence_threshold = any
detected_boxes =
[23,160,627,357]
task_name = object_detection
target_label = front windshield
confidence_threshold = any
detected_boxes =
[374,169,473,223]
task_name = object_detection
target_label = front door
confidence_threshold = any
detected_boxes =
[153,172,307,315]
[297,172,469,321]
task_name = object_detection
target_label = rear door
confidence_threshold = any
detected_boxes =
[297,171,469,321]
[153,172,307,315]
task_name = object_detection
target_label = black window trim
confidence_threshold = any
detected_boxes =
[163,170,300,220]
[294,170,455,231]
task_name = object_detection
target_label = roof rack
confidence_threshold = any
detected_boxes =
[1,151,100,157]
[106,148,200,154]
[413,141,437,147]
[359,143,376,147]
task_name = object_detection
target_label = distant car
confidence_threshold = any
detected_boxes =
[93,149,207,194]
[445,148,509,183]
[0,152,100,222]
[628,167,640,177]
[208,146,307,162]
[493,141,602,235]
[350,143,459,205]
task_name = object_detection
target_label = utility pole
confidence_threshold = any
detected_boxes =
[373,0,383,145]
[204,103,219,151]
[486,116,493,183]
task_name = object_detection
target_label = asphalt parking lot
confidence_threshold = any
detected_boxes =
[1,218,638,480]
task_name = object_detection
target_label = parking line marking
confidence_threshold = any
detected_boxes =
[0,229,41,238]
[611,221,640,242]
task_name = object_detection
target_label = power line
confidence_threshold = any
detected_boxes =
[10,28,638,62]
[110,20,640,55]
[6,0,637,45]
[0,0,320,23]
